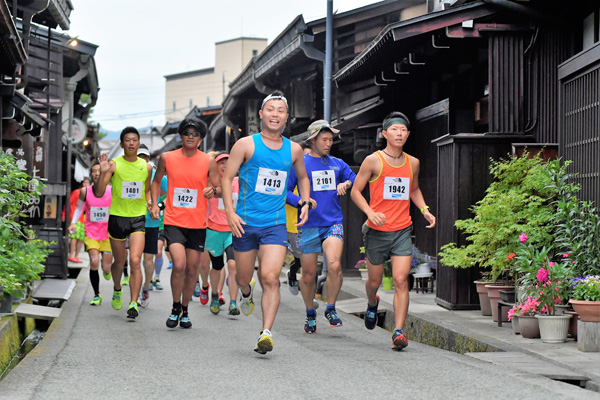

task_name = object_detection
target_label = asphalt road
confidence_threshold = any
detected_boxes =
[1,267,598,400]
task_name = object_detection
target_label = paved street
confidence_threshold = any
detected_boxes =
[1,262,598,400]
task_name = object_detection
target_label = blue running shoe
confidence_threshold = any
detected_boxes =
[304,314,317,334]
[193,282,201,297]
[324,308,343,327]
[364,294,380,330]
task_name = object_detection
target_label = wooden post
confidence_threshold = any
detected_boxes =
[577,321,600,352]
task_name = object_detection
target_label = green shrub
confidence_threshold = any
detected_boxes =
[0,152,52,298]
[439,153,561,282]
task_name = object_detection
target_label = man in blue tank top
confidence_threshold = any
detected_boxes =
[222,91,311,355]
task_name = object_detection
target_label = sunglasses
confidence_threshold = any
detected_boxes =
[181,130,202,138]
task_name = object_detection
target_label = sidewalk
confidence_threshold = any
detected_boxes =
[336,276,600,392]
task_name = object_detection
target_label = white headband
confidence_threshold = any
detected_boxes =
[261,94,288,111]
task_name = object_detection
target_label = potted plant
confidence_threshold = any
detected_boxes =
[439,154,562,313]
[382,260,393,290]
[569,275,600,322]
[354,246,368,280]
[509,296,541,338]
[532,264,573,343]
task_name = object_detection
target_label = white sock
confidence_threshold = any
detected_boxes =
[262,329,272,337]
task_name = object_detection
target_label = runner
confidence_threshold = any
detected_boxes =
[68,161,112,305]
[152,163,169,291]
[350,111,436,350]
[137,145,167,306]
[150,117,220,329]
[222,91,311,354]
[204,151,240,315]
[68,177,90,263]
[287,120,356,333]
[96,126,153,320]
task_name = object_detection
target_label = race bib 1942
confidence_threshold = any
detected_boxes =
[122,181,142,199]
[312,170,336,191]
[255,167,286,196]
[383,177,409,200]
[173,188,198,208]
[89,206,109,222]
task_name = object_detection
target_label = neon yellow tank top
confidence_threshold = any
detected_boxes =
[109,156,148,217]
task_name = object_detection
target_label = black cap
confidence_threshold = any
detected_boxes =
[178,117,207,139]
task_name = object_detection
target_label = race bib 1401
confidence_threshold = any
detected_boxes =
[122,181,142,199]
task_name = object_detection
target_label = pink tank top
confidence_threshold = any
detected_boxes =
[207,177,239,232]
[85,185,112,241]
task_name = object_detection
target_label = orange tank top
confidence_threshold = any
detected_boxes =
[367,151,413,232]
[164,148,210,229]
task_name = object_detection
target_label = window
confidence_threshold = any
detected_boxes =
[207,96,210,106]
[252,49,258,57]
[173,101,176,112]
[189,99,193,110]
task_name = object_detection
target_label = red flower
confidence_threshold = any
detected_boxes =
[507,253,516,260]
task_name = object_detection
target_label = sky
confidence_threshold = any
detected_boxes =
[60,0,382,133]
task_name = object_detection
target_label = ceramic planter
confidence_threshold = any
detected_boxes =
[485,284,514,322]
[359,269,369,280]
[499,289,515,303]
[569,299,600,322]
[564,310,579,339]
[511,315,521,335]
[474,281,492,316]
[382,276,393,290]
[554,304,570,315]
[518,315,540,338]
[535,314,572,343]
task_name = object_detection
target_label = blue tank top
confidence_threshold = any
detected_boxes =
[236,133,292,227]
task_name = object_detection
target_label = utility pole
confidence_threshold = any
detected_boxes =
[324,0,333,122]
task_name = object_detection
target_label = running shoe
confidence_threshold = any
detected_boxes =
[287,270,299,296]
[304,313,317,334]
[67,256,78,263]
[152,279,164,291]
[127,301,139,319]
[166,307,181,328]
[103,271,111,281]
[200,284,210,305]
[254,331,274,354]
[238,279,255,316]
[122,276,130,286]
[193,281,201,297]
[210,296,221,315]
[364,294,380,330]
[219,292,226,306]
[392,328,408,350]
[180,312,192,329]
[228,301,240,316]
[112,290,122,310]
[139,290,150,308]
[167,262,173,269]
[324,308,343,327]
[90,295,102,306]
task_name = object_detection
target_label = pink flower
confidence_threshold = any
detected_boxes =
[536,268,550,283]
[563,253,569,258]
[519,233,528,244]
[548,262,555,267]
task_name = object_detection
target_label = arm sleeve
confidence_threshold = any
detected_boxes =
[70,200,85,224]
[286,169,301,207]
[342,162,357,184]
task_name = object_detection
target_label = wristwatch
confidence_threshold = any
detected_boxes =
[212,187,217,196]
[300,200,312,209]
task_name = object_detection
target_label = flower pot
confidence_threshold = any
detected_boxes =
[499,289,515,303]
[511,315,521,335]
[535,314,572,343]
[564,310,579,340]
[519,315,540,338]
[569,299,600,322]
[0,292,12,314]
[485,284,514,322]
[359,269,369,280]
[474,281,492,316]
[382,276,393,290]
[554,304,570,316]
[417,263,431,274]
